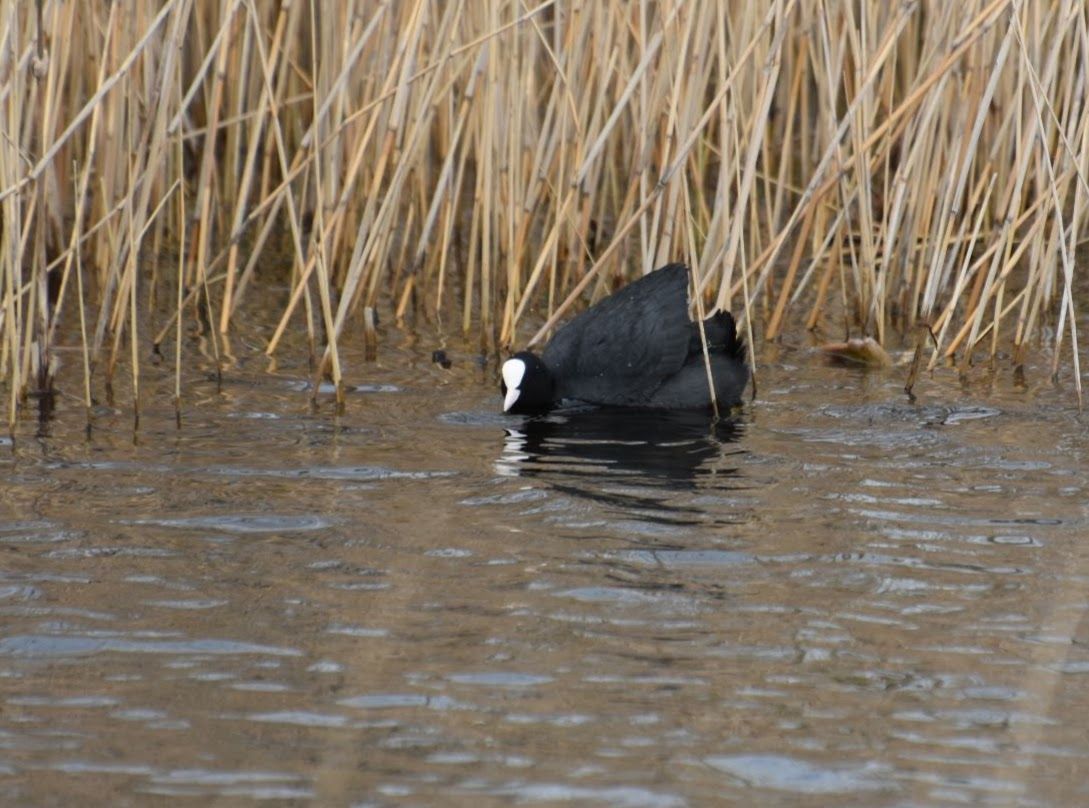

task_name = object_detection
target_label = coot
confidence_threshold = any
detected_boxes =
[501,264,748,413]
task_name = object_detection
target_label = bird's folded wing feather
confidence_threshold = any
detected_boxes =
[541,264,692,403]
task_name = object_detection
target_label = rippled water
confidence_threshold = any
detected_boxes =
[2,321,1088,806]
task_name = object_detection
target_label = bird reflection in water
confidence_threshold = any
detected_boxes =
[496,407,745,512]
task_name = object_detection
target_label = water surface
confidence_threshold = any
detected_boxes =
[2,323,1088,806]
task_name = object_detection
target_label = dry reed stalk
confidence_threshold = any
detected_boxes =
[1,0,1088,423]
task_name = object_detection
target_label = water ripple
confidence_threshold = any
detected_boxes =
[121,515,332,533]
[703,754,892,794]
[0,635,301,658]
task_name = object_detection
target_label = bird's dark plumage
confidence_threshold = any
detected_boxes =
[501,264,747,414]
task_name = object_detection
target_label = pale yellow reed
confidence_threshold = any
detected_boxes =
[1,0,1086,426]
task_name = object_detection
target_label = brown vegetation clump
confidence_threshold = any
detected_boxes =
[1,1,1086,425]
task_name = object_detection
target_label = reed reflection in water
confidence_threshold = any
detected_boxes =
[3,324,1089,806]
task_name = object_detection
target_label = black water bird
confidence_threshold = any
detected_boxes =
[501,264,747,414]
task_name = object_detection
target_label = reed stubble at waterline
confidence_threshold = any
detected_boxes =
[2,1,1086,426]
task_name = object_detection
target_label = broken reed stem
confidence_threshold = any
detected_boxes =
[1,0,1087,422]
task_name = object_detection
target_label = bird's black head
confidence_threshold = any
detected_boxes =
[501,351,554,414]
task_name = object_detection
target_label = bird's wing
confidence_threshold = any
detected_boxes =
[541,264,693,404]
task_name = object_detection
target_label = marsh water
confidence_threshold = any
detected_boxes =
[2,312,1088,807]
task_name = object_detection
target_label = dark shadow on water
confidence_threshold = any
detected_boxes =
[496,407,747,516]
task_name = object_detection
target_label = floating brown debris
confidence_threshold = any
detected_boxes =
[821,337,893,367]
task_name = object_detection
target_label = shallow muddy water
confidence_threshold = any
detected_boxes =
[2,319,1088,806]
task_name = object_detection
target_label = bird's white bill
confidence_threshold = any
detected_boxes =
[503,387,521,412]
[501,358,526,412]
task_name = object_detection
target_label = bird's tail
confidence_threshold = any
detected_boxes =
[698,310,746,363]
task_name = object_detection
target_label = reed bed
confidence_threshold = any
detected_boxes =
[1,0,1087,425]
